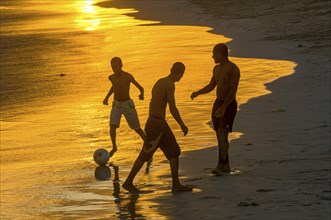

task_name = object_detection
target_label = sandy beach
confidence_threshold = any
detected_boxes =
[96,0,331,219]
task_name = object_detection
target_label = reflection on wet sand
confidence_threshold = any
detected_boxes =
[94,165,111,180]
[94,164,144,219]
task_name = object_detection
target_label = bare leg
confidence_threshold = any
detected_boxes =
[109,125,118,156]
[212,129,230,174]
[170,157,193,192]
[135,128,153,172]
[218,129,230,172]
[122,158,145,193]
[212,131,223,175]
[135,128,145,141]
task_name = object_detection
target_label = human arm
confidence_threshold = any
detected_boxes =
[191,76,216,100]
[215,66,240,118]
[103,86,114,105]
[167,83,188,136]
[131,77,144,100]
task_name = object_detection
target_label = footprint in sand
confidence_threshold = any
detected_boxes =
[237,201,260,207]
[184,177,202,182]
[256,188,276,192]
[200,196,220,200]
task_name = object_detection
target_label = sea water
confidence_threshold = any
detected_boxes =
[0,0,296,219]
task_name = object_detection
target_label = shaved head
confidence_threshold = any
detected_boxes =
[214,43,228,57]
[171,62,185,75]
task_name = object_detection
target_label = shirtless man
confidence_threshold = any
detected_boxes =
[191,43,240,175]
[103,57,145,157]
[122,62,193,193]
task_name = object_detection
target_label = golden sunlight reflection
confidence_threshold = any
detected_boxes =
[74,0,100,31]
[72,0,158,31]
[75,0,100,31]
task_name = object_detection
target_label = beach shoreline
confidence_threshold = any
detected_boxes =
[96,0,331,219]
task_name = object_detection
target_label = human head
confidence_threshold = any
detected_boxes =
[110,57,123,73]
[212,43,228,64]
[170,62,185,82]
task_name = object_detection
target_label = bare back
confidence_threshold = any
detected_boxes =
[149,77,174,119]
[213,61,240,100]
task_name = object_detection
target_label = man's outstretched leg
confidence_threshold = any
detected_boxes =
[170,157,193,192]
[122,158,145,193]
[109,125,118,157]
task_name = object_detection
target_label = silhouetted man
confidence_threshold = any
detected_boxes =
[103,57,145,157]
[122,62,193,193]
[191,43,240,175]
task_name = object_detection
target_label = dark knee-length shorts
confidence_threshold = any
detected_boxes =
[138,116,181,161]
[212,99,237,132]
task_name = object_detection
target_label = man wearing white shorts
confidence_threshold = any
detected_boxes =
[110,99,140,130]
[103,57,145,157]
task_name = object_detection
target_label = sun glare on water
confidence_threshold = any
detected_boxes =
[74,0,100,31]
[72,0,158,31]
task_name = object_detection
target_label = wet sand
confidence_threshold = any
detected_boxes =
[97,0,331,219]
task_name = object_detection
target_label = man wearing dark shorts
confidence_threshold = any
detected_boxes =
[139,117,181,162]
[191,43,240,175]
[122,62,193,193]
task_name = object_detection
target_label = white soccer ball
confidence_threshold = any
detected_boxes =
[93,148,110,165]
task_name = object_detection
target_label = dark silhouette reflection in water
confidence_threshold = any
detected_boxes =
[145,156,153,174]
[94,164,144,219]
[94,165,111,180]
[110,164,143,219]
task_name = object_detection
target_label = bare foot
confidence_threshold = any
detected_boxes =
[109,147,117,157]
[211,163,222,176]
[211,169,222,176]
[122,182,141,194]
[172,184,194,193]
[221,166,231,173]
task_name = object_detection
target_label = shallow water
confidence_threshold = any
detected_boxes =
[0,0,296,219]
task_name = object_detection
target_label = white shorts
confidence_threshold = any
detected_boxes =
[110,99,141,130]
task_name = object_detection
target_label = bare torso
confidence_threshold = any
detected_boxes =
[149,77,173,119]
[213,61,239,100]
[109,71,133,101]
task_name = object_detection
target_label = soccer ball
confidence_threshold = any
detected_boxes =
[93,148,110,165]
